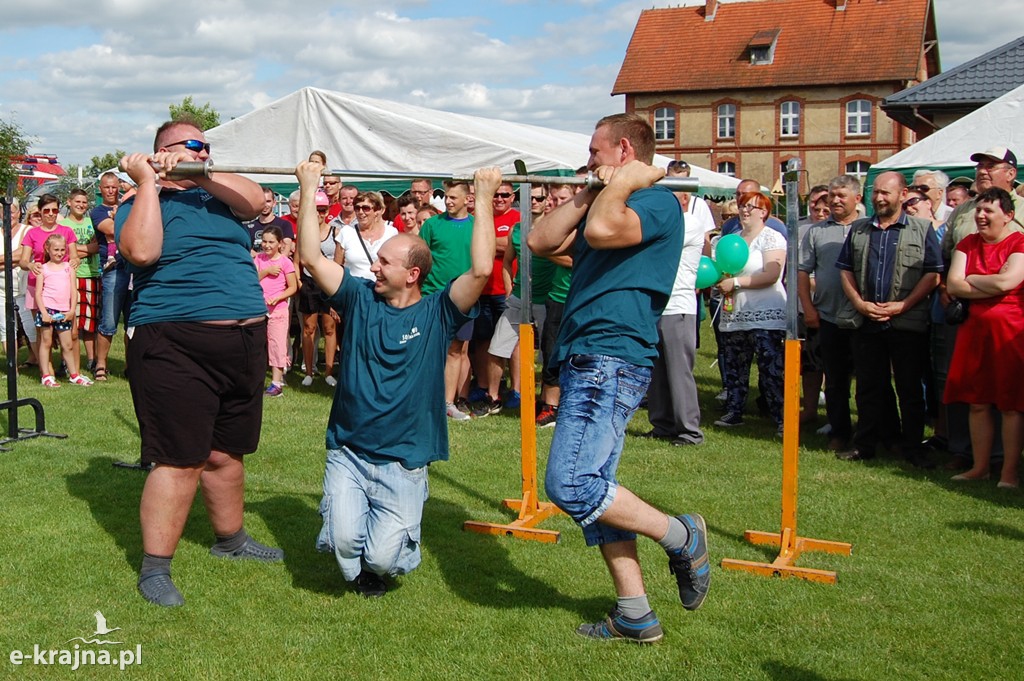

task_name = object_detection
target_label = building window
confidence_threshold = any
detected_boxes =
[717,104,736,139]
[780,101,800,137]
[846,99,871,136]
[846,160,870,179]
[654,107,675,142]
[717,161,736,177]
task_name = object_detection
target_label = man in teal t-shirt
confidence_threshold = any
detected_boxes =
[527,114,710,644]
[295,159,497,598]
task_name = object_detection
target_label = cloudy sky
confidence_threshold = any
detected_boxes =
[0,0,1018,167]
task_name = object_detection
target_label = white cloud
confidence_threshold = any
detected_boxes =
[0,0,1016,168]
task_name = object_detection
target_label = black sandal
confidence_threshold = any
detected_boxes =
[94,367,108,381]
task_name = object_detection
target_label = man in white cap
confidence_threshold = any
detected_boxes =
[941,147,1023,260]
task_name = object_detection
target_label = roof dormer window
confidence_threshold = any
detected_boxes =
[748,29,780,65]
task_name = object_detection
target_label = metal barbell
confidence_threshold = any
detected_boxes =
[160,160,700,193]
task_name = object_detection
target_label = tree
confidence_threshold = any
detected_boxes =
[0,116,32,195]
[87,150,126,179]
[168,96,221,131]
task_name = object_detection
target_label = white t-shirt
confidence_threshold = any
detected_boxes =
[0,222,30,297]
[716,227,787,332]
[664,195,717,316]
[335,223,398,281]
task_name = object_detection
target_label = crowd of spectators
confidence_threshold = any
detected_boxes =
[3,142,1022,488]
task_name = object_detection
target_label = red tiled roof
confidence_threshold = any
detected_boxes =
[613,0,935,95]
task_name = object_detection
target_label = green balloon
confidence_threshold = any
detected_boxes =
[695,256,721,289]
[715,234,750,274]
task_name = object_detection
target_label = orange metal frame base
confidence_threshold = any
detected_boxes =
[463,324,562,543]
[720,339,851,584]
[721,528,852,584]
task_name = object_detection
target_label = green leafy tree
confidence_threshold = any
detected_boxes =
[1,116,32,196]
[86,150,126,179]
[169,96,221,131]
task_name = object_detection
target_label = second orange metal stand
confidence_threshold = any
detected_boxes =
[720,338,852,583]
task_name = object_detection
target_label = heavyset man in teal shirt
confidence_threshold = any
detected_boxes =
[296,159,496,598]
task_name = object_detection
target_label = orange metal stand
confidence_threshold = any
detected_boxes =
[720,338,851,583]
[463,323,562,543]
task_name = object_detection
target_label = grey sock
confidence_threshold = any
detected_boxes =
[140,553,173,580]
[657,516,690,553]
[617,594,652,619]
[212,528,248,553]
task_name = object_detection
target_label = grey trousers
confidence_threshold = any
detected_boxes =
[648,313,704,444]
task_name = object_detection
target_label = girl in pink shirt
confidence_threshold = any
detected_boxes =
[35,234,92,387]
[254,226,298,396]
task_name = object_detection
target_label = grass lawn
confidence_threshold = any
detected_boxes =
[0,329,1020,680]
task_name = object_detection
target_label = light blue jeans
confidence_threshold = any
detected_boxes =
[316,446,429,581]
[544,354,651,546]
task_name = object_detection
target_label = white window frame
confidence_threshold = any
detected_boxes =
[845,160,870,180]
[654,107,675,142]
[780,100,800,138]
[846,99,872,136]
[717,104,736,139]
[717,161,736,177]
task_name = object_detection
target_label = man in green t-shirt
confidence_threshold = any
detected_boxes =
[59,188,100,375]
[419,182,476,420]
[296,159,496,598]
[528,113,709,644]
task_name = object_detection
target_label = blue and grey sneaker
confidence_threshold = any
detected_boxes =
[576,608,663,643]
[668,513,710,611]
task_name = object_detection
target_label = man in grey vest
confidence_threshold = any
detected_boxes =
[835,171,943,467]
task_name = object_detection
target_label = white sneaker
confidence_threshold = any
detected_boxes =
[325,375,337,387]
[816,423,832,436]
[301,375,314,387]
[446,402,471,421]
[818,391,826,407]
[715,390,727,402]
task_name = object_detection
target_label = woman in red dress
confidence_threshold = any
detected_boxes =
[944,187,1024,489]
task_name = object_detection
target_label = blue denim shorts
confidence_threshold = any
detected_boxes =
[316,446,429,581]
[544,354,651,546]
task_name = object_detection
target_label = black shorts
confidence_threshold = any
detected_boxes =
[541,299,564,386]
[472,294,506,341]
[127,321,267,466]
[297,274,332,316]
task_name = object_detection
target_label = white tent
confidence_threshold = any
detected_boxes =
[869,82,1024,188]
[206,87,741,197]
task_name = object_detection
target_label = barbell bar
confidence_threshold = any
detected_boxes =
[160,160,700,193]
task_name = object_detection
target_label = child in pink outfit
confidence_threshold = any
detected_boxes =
[35,234,93,387]
[254,226,298,396]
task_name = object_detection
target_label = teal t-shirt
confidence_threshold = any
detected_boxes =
[60,216,100,278]
[509,223,555,304]
[551,185,683,368]
[419,213,473,295]
[115,187,266,325]
[325,277,477,469]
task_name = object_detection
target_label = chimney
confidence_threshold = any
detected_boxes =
[705,0,719,22]
[835,0,848,10]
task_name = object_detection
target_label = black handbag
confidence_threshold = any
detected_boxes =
[945,298,969,325]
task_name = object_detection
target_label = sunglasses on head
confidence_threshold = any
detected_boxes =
[166,139,211,154]
[668,160,689,170]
